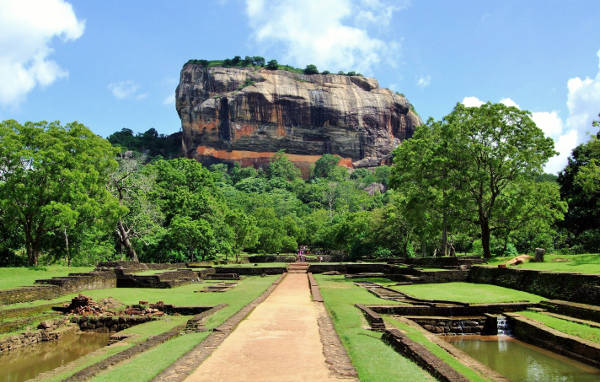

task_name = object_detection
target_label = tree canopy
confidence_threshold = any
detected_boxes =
[0,114,589,265]
[0,120,120,265]
[392,103,563,258]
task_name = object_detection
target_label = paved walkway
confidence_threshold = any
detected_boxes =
[185,273,343,382]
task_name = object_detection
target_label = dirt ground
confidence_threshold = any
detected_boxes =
[185,273,346,382]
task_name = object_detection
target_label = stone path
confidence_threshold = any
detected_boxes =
[185,273,349,382]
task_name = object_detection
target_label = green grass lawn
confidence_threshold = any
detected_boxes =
[91,332,210,382]
[384,316,491,382]
[518,310,600,344]
[484,253,600,274]
[50,275,279,382]
[391,282,544,304]
[315,274,434,382]
[0,266,94,290]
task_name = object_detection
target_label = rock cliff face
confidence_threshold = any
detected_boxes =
[176,64,421,175]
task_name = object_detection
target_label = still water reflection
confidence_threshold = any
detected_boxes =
[0,331,110,382]
[446,335,600,382]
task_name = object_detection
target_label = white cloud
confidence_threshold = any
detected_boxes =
[245,0,404,74]
[499,97,519,108]
[416,75,431,88]
[545,129,578,174]
[461,48,600,174]
[163,94,175,106]
[531,111,563,138]
[0,0,84,106]
[565,49,600,140]
[108,80,147,100]
[543,49,600,173]
[461,96,484,107]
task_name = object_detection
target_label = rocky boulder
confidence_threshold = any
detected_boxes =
[176,64,421,176]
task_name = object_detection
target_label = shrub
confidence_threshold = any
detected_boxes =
[252,56,265,66]
[303,64,319,75]
[373,247,392,258]
[471,238,519,257]
[266,59,279,70]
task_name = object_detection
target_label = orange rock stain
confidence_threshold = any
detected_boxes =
[194,145,353,178]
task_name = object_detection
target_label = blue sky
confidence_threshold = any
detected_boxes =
[1,0,599,173]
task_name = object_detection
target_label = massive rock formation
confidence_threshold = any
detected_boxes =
[176,63,421,175]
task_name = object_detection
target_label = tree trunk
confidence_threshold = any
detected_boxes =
[26,244,37,266]
[25,229,40,266]
[480,219,491,259]
[117,219,139,262]
[64,228,71,267]
[501,236,508,257]
[441,213,448,256]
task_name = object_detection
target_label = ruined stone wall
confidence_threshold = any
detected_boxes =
[468,266,600,305]
[0,272,117,306]
[0,285,62,305]
[408,317,487,335]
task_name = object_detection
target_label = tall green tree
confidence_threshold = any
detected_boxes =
[108,154,165,262]
[444,103,556,257]
[392,103,558,258]
[311,154,342,180]
[0,120,120,265]
[558,120,600,251]
[168,215,217,261]
[266,151,301,181]
[148,158,235,261]
[225,210,259,262]
[391,118,463,256]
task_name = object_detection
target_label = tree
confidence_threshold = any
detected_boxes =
[311,154,341,179]
[370,191,414,256]
[392,103,557,258]
[304,64,319,75]
[558,121,600,251]
[147,158,235,261]
[252,56,265,66]
[266,59,279,70]
[148,158,217,223]
[168,215,217,261]
[391,118,463,256]
[0,120,120,265]
[266,151,301,181]
[492,180,566,253]
[108,153,165,262]
[107,127,181,159]
[225,210,259,262]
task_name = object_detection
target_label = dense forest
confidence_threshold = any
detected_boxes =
[0,104,597,266]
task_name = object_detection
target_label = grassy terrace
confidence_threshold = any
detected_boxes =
[0,266,94,290]
[484,253,600,274]
[2,275,278,381]
[391,282,544,304]
[518,310,600,345]
[315,274,433,381]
